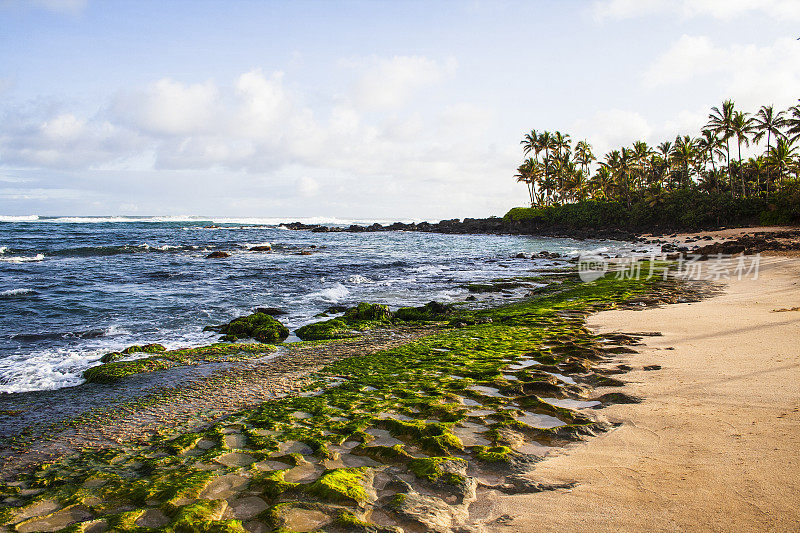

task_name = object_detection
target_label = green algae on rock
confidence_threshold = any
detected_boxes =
[295,318,353,341]
[83,343,276,383]
[205,312,290,343]
[2,266,710,533]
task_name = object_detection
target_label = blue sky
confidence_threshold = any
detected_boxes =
[1,0,799,219]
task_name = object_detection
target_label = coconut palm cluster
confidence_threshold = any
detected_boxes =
[515,100,800,207]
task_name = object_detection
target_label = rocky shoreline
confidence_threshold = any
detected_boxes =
[279,219,640,242]
[281,219,800,255]
[0,267,716,533]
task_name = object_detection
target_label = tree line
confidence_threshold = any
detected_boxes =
[514,100,800,208]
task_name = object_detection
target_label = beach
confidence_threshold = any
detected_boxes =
[486,253,800,532]
[1,224,799,532]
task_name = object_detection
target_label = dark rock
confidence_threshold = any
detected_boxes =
[205,312,289,343]
[249,245,272,252]
[206,251,230,259]
[254,307,287,316]
[595,392,643,404]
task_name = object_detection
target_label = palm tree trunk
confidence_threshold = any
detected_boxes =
[738,140,745,197]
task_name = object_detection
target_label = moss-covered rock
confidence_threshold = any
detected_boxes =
[394,301,454,322]
[206,313,290,343]
[305,467,373,505]
[343,302,392,322]
[295,319,353,341]
[297,302,394,340]
[83,343,275,383]
[408,456,467,484]
[83,357,172,383]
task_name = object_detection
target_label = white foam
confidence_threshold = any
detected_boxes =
[0,288,36,297]
[305,283,350,303]
[0,246,7,254]
[0,254,45,263]
[0,348,101,394]
[0,215,39,222]
[347,274,371,284]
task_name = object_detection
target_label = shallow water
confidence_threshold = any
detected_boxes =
[0,218,648,395]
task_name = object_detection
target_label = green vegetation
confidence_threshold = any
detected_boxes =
[512,100,800,229]
[394,301,454,321]
[3,268,694,533]
[205,312,290,343]
[83,343,276,383]
[306,467,371,504]
[297,300,462,340]
[408,456,466,484]
[295,318,353,341]
[342,302,392,322]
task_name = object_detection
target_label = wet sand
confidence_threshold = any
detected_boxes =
[486,255,800,532]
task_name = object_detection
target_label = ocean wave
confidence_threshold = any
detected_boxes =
[0,215,40,222]
[0,254,45,263]
[46,244,198,258]
[0,348,101,394]
[10,325,124,342]
[305,282,350,303]
[0,247,7,254]
[0,288,38,298]
[346,274,372,284]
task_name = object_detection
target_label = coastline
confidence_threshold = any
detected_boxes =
[0,266,704,532]
[0,229,798,532]
[485,254,800,532]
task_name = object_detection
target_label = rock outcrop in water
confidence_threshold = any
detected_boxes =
[281,218,639,241]
[205,312,290,343]
[206,251,231,259]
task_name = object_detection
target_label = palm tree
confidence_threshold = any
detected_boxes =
[552,131,572,192]
[537,131,554,191]
[514,158,536,206]
[656,141,673,188]
[520,130,539,159]
[592,165,614,200]
[632,141,652,190]
[766,137,798,187]
[574,140,595,182]
[753,105,785,156]
[671,136,698,189]
[697,129,721,173]
[751,106,785,196]
[731,110,755,196]
[784,101,800,142]
[706,99,735,192]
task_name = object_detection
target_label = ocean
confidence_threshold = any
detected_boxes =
[0,216,647,396]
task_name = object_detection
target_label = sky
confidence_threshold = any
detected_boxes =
[1,0,799,220]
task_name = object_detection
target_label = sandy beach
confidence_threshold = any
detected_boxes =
[487,254,800,532]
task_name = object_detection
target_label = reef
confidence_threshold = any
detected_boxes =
[0,265,712,532]
[83,343,276,383]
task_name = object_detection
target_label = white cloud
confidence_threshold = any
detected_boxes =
[114,78,219,136]
[295,176,319,196]
[348,55,457,110]
[41,113,85,141]
[593,0,800,21]
[644,35,800,110]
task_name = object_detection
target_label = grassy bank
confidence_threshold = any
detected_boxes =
[0,269,702,533]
